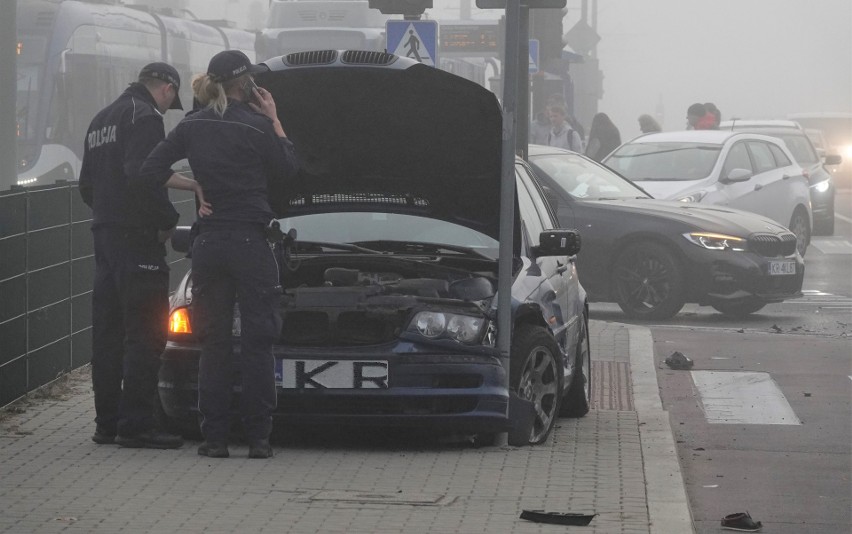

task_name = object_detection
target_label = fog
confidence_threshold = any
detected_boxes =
[591,0,852,137]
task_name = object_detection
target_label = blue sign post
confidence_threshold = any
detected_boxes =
[528,38,539,74]
[386,20,438,67]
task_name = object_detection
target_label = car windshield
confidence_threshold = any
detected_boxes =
[605,142,722,181]
[530,153,650,200]
[775,133,819,165]
[278,212,499,259]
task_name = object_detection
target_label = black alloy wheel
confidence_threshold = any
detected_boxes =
[788,208,810,256]
[511,325,563,444]
[559,314,591,418]
[612,242,686,319]
[711,298,766,317]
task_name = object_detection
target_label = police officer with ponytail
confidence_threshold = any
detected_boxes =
[139,50,298,459]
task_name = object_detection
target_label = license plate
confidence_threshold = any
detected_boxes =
[275,360,389,389]
[768,260,796,276]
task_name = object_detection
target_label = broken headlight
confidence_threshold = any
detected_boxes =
[408,311,486,344]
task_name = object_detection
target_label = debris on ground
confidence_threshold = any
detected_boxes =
[721,511,762,532]
[664,351,694,370]
[770,324,782,333]
[519,510,596,526]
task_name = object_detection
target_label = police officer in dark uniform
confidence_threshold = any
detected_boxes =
[139,50,298,459]
[79,63,195,449]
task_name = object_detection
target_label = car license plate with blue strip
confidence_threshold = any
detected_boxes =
[275,360,389,389]
[768,260,796,276]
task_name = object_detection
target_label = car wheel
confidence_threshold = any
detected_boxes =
[711,298,766,318]
[813,208,835,236]
[789,208,810,256]
[559,314,591,418]
[511,325,562,445]
[612,242,686,319]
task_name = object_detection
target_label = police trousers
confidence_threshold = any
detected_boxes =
[91,228,169,437]
[190,225,282,443]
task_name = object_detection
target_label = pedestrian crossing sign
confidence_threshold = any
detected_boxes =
[529,39,539,74]
[386,20,438,67]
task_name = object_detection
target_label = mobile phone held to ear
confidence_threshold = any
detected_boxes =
[244,78,260,103]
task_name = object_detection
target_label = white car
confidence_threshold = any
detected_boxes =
[603,130,812,255]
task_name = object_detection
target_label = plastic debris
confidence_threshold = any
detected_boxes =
[721,511,762,532]
[664,351,694,370]
[519,510,596,526]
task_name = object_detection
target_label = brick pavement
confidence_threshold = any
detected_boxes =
[0,321,693,533]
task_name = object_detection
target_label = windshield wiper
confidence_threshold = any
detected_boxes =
[352,240,493,260]
[295,241,382,254]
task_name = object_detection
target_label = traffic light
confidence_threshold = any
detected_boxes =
[368,0,432,16]
[530,7,567,65]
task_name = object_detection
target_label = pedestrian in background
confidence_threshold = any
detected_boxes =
[704,102,722,129]
[139,50,298,459]
[585,112,622,162]
[546,105,583,152]
[638,114,662,134]
[79,63,199,449]
[687,102,716,130]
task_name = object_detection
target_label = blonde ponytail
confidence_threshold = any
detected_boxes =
[191,73,229,116]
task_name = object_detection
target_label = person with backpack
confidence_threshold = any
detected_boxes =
[546,105,583,152]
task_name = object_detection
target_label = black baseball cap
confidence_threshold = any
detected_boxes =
[139,62,183,110]
[207,50,266,83]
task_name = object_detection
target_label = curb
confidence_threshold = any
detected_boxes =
[627,325,695,534]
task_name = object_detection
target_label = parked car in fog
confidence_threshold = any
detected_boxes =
[720,119,840,235]
[603,130,812,255]
[527,145,804,319]
[788,112,852,189]
[158,50,591,446]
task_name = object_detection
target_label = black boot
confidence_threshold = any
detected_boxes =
[197,441,230,458]
[248,439,273,459]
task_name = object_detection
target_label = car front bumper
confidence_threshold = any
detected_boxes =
[681,248,805,305]
[159,341,511,434]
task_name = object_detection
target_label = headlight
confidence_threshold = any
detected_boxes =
[843,145,852,159]
[811,180,831,193]
[409,311,485,344]
[677,191,706,203]
[683,232,746,251]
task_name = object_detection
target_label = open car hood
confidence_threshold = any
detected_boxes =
[257,51,503,241]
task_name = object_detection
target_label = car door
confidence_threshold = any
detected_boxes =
[515,164,579,361]
[716,140,771,220]
[743,140,791,224]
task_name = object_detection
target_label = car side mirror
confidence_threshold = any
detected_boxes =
[721,168,752,183]
[824,154,842,166]
[533,229,581,258]
[171,226,193,253]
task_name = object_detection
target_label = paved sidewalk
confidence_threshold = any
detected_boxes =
[0,321,693,533]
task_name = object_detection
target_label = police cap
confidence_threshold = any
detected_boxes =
[139,62,183,110]
[207,50,266,83]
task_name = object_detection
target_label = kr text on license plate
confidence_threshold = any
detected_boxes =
[275,360,389,389]
[768,260,796,275]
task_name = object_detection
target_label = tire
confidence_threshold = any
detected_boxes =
[711,298,766,318]
[612,241,686,319]
[511,325,563,445]
[560,314,591,418]
[788,208,810,256]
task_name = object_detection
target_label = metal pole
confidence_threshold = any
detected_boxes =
[516,6,529,159]
[496,0,520,445]
[0,0,17,190]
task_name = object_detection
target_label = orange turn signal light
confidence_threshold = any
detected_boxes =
[169,307,192,334]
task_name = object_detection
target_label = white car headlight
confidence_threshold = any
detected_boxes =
[811,180,831,193]
[683,232,746,251]
[409,311,485,344]
[677,191,707,203]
